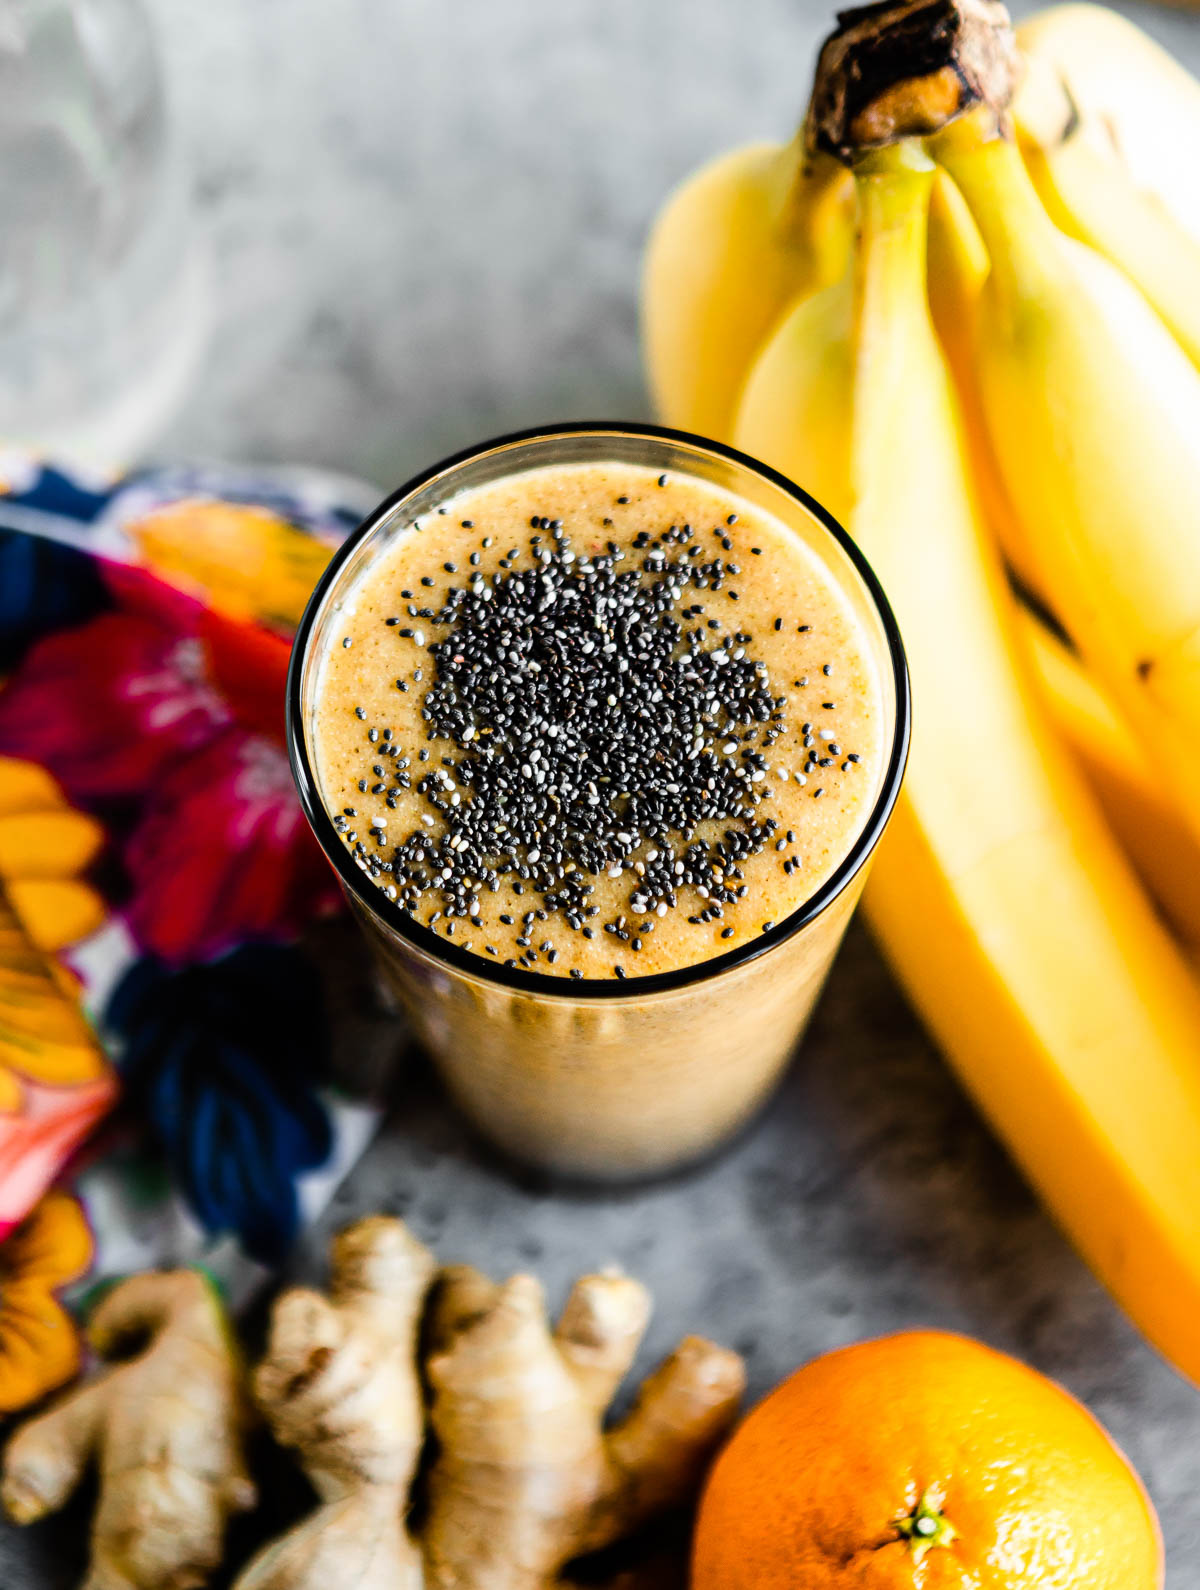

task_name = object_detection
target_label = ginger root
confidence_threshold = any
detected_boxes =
[1,1269,256,1590]
[0,1220,742,1589]
[236,1217,435,1590]
[243,1217,745,1590]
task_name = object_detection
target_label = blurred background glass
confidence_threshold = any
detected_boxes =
[0,0,208,469]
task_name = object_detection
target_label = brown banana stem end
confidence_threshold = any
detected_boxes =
[807,0,1018,164]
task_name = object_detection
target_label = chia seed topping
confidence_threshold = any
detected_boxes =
[350,522,802,937]
[316,464,881,979]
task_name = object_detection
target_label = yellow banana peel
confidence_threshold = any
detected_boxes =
[730,148,1200,1386]
[643,0,1200,1385]
[1016,3,1200,246]
[935,113,1200,863]
[643,135,851,438]
[1014,58,1200,370]
[1018,610,1200,949]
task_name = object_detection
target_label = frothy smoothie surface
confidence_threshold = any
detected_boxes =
[312,461,886,980]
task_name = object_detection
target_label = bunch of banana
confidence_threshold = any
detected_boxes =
[643,0,1200,1383]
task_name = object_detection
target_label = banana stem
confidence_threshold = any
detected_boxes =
[930,111,1063,293]
[850,147,939,505]
[853,148,936,338]
[807,0,1017,165]
[784,145,854,279]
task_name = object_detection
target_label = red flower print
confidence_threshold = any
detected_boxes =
[0,613,230,801]
[123,728,339,962]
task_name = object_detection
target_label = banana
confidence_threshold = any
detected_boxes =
[927,173,1200,934]
[734,145,1200,1386]
[1014,56,1200,368]
[1016,3,1200,245]
[926,171,986,384]
[926,170,1046,599]
[642,135,850,437]
[733,269,854,525]
[1019,609,1200,948]
[934,111,1200,853]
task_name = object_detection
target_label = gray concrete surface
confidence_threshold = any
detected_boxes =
[4,0,1200,1583]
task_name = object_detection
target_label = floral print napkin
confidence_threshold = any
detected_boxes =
[0,454,383,1412]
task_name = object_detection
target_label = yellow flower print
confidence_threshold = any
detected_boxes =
[0,1191,93,1413]
[0,871,111,1116]
[0,756,106,956]
[129,499,335,633]
[0,765,114,1228]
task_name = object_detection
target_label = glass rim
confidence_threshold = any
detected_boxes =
[287,420,911,1001]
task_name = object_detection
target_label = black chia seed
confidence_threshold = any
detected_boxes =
[333,511,861,976]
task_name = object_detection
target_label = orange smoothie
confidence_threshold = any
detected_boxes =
[313,461,885,980]
[292,429,906,1177]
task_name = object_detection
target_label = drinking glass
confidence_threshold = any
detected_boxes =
[289,424,909,1180]
[0,0,209,467]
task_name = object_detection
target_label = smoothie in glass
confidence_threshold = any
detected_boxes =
[289,425,908,1178]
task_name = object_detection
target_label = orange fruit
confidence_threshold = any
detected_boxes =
[692,1330,1162,1588]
